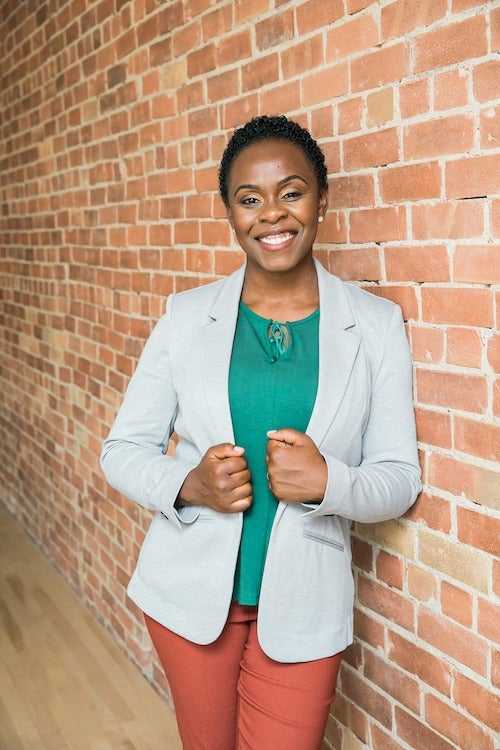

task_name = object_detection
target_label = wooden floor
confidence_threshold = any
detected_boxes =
[0,503,182,750]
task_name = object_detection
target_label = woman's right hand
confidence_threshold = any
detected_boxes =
[176,444,253,514]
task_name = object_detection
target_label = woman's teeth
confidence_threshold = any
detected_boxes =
[259,232,294,246]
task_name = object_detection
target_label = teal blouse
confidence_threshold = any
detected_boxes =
[228,301,319,605]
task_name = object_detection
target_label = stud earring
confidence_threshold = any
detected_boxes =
[318,215,324,223]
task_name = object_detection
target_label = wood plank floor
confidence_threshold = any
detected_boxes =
[0,503,182,750]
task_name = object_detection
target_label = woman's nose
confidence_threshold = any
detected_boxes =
[258,198,287,223]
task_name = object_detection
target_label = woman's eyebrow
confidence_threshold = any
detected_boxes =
[233,174,309,197]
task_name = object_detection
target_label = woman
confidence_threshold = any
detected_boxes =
[101,115,421,749]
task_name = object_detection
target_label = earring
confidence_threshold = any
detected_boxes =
[318,216,324,223]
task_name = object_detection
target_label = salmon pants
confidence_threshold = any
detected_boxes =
[144,602,344,750]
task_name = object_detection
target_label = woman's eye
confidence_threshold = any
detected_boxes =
[282,191,302,201]
[240,196,260,206]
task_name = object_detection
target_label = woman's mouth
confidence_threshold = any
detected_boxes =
[257,231,296,250]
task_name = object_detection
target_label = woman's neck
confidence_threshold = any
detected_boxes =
[241,262,319,322]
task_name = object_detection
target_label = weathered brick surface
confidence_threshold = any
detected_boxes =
[0,1,498,748]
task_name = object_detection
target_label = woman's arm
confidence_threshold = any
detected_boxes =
[100,297,198,527]
[266,305,422,523]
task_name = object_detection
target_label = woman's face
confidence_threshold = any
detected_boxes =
[225,139,328,277]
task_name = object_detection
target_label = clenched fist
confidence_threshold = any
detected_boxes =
[265,428,327,504]
[177,443,253,514]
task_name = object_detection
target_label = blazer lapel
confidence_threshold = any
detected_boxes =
[306,259,361,446]
[199,265,246,445]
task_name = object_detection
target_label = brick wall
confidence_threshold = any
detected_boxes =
[1,1,498,748]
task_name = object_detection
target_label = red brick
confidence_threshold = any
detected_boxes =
[351,537,374,573]
[350,206,406,243]
[388,631,453,696]
[241,52,279,92]
[425,694,495,750]
[329,174,375,209]
[446,153,500,199]
[416,368,488,414]
[328,692,369,745]
[375,550,404,590]
[255,9,294,50]
[397,708,455,750]
[385,245,450,282]
[351,41,410,92]
[473,59,500,103]
[405,492,451,534]
[326,13,379,60]
[337,96,363,135]
[410,326,445,365]
[316,211,347,244]
[371,725,402,750]
[493,378,500,418]
[454,416,499,463]
[328,248,381,282]
[201,5,232,41]
[217,28,252,67]
[343,128,398,170]
[364,649,420,713]
[433,68,469,111]
[457,507,500,556]
[281,36,323,79]
[380,162,441,203]
[381,0,447,40]
[441,581,473,628]
[481,104,500,150]
[296,0,344,34]
[421,287,494,327]
[454,245,500,285]
[345,0,372,10]
[447,326,483,369]
[454,672,500,732]
[493,649,500,689]
[492,5,500,51]
[414,15,488,73]
[302,62,349,106]
[408,564,438,604]
[353,608,385,650]
[341,666,392,729]
[487,334,500,374]
[260,80,302,117]
[494,560,500,599]
[477,597,500,644]
[412,199,485,241]
[404,115,474,160]
[400,77,430,119]
[429,454,499,510]
[358,576,414,632]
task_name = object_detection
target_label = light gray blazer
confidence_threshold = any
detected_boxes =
[101,259,421,663]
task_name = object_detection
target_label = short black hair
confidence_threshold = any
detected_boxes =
[219,115,329,206]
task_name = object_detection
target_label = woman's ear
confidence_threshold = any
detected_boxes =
[318,189,329,223]
[226,206,234,228]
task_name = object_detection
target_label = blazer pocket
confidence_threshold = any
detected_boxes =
[302,530,344,552]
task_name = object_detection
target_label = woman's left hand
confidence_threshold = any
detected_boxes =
[265,428,328,504]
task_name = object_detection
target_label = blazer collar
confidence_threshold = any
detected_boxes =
[200,259,361,446]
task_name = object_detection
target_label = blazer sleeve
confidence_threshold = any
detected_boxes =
[100,295,199,529]
[306,304,422,523]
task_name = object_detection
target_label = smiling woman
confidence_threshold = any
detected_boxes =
[224,139,328,305]
[101,115,422,750]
